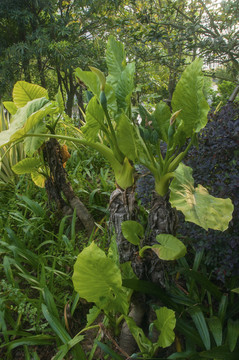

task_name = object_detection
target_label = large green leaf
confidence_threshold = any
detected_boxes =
[0,98,49,147]
[15,101,56,138]
[106,36,126,82]
[72,242,129,315]
[3,101,17,115]
[115,62,135,110]
[169,163,234,231]
[121,220,144,246]
[89,66,106,90]
[75,68,100,98]
[23,123,46,156]
[171,58,209,138]
[12,158,41,174]
[117,113,138,161]
[104,83,117,114]
[13,81,48,108]
[154,307,176,348]
[81,96,105,141]
[152,101,171,143]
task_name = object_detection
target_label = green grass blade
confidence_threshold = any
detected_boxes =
[95,340,124,360]
[183,269,222,300]
[3,256,15,286]
[43,287,60,321]
[41,304,71,344]
[218,294,228,324]
[1,335,55,351]
[200,345,239,359]
[176,318,204,348]
[188,306,211,350]
[227,319,239,352]
[207,316,222,347]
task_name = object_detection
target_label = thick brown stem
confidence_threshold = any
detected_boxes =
[109,187,139,263]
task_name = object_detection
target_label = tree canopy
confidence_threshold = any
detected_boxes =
[1,0,238,113]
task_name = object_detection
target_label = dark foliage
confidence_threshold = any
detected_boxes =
[135,165,155,207]
[180,101,239,282]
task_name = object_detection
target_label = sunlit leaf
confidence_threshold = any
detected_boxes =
[89,66,106,90]
[152,234,187,260]
[12,158,41,174]
[31,170,46,188]
[117,113,138,161]
[115,62,135,110]
[169,163,234,231]
[75,68,100,98]
[13,81,48,108]
[72,242,129,314]
[154,307,176,348]
[0,98,49,147]
[106,36,126,81]
[3,101,17,115]
[172,58,209,137]
[81,96,104,141]
[55,87,64,113]
[152,101,171,143]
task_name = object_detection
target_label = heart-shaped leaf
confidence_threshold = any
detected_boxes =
[154,307,176,348]
[121,220,144,246]
[72,242,129,315]
[13,81,48,108]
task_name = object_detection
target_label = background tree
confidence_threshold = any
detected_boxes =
[0,0,120,116]
[111,0,239,103]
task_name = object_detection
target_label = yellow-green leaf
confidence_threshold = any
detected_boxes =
[13,81,48,108]
[170,163,234,231]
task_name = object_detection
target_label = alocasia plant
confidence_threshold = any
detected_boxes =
[0,37,233,240]
[0,36,235,358]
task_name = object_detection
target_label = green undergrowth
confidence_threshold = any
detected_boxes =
[0,151,110,360]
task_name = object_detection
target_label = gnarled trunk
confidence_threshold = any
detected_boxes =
[142,192,178,285]
[109,186,139,263]
[115,190,178,356]
[43,138,95,236]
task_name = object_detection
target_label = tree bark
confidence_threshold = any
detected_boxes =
[43,138,95,236]
[109,187,139,263]
[118,191,178,356]
[229,84,239,102]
